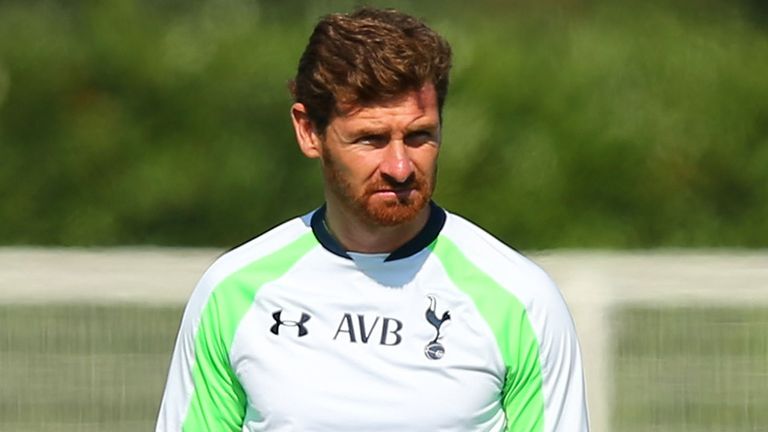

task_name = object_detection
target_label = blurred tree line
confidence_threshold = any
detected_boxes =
[0,0,766,249]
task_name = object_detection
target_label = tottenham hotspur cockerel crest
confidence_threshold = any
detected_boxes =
[424,295,451,360]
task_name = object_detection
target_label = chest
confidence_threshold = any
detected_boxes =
[228,275,507,431]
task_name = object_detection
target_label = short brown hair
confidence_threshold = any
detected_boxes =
[290,7,452,132]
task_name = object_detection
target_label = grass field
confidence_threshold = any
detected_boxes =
[1,304,766,431]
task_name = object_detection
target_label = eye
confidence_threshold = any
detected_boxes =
[404,130,436,146]
[355,134,388,146]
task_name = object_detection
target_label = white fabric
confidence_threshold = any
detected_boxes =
[156,209,589,431]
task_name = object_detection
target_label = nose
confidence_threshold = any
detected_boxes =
[379,140,414,183]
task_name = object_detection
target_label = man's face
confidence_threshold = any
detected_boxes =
[318,84,441,227]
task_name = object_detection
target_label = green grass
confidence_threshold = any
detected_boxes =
[2,304,767,430]
[613,307,768,432]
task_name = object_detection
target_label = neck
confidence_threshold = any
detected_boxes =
[323,200,431,254]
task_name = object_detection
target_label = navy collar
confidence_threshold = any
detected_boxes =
[310,201,446,262]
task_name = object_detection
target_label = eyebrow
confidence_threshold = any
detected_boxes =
[351,127,389,137]
[332,126,388,143]
[333,119,439,142]
[405,123,439,132]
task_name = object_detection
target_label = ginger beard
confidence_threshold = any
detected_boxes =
[321,145,436,227]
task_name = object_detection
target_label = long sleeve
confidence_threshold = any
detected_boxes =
[155,278,247,432]
[501,289,590,432]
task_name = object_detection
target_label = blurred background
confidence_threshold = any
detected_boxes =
[0,0,766,430]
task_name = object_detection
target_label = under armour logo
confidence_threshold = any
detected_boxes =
[424,295,451,360]
[270,310,311,337]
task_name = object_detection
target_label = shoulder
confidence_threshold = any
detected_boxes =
[184,211,317,318]
[207,213,315,284]
[437,211,558,302]
[434,210,575,333]
[436,210,581,365]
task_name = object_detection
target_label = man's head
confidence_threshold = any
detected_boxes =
[290,8,452,229]
[290,7,452,134]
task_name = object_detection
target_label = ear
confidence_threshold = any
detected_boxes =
[291,103,322,159]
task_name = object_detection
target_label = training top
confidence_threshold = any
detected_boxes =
[156,202,590,432]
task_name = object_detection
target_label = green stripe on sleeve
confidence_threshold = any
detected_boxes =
[183,232,317,431]
[430,236,545,432]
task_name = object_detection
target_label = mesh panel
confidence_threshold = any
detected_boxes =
[0,304,182,432]
[613,307,768,432]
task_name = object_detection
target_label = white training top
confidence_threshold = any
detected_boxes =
[156,203,590,431]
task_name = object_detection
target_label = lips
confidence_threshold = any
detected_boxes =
[370,189,418,207]
[375,188,413,193]
[373,188,416,197]
[370,181,419,194]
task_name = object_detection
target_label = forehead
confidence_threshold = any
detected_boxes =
[333,84,440,131]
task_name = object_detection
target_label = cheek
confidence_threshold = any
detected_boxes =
[413,149,439,175]
[346,152,386,180]
[324,150,376,188]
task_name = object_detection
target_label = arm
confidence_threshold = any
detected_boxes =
[156,280,247,432]
[502,280,590,432]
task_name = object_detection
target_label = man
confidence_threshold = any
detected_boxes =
[156,7,589,432]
